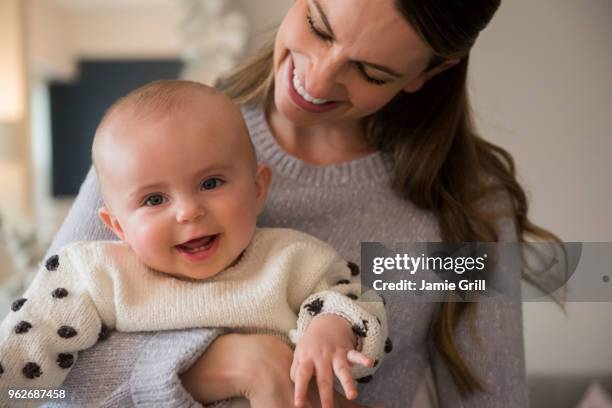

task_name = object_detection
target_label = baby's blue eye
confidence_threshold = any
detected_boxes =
[144,194,166,206]
[201,178,224,190]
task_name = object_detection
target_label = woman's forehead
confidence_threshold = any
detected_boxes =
[310,0,432,75]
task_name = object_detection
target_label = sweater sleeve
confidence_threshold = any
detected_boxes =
[0,248,104,406]
[290,258,388,381]
[45,167,115,257]
[39,168,225,407]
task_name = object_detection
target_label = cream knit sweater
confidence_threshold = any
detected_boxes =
[0,228,386,396]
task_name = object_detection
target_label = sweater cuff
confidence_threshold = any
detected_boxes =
[130,328,227,407]
[291,290,387,380]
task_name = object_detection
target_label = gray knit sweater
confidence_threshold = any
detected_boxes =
[43,106,527,407]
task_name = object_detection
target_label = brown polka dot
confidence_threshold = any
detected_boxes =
[304,298,324,316]
[347,261,360,276]
[52,288,69,299]
[336,279,351,285]
[385,337,393,353]
[57,326,77,338]
[15,321,32,334]
[23,362,42,379]
[11,298,27,312]
[98,323,111,342]
[352,324,367,338]
[45,255,60,271]
[57,353,74,369]
[356,375,373,384]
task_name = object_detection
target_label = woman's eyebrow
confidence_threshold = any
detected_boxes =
[312,0,402,79]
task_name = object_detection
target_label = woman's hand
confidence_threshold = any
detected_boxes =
[180,333,319,407]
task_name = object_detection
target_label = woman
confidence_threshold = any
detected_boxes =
[47,0,551,406]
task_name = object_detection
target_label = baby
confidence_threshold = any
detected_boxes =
[0,80,387,407]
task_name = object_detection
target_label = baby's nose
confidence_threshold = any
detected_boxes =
[176,199,205,223]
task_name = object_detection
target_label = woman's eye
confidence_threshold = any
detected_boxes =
[201,178,224,191]
[364,75,387,86]
[356,63,387,86]
[144,194,166,206]
[306,14,332,42]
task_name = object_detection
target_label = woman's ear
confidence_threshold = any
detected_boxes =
[403,58,460,93]
[254,164,272,215]
[98,207,126,241]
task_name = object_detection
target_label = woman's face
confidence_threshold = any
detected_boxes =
[273,0,437,127]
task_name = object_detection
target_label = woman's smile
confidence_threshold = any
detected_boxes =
[287,56,340,114]
[292,69,328,104]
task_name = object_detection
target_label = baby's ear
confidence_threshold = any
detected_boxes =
[98,207,126,241]
[254,164,272,215]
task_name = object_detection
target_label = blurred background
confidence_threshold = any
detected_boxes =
[0,0,610,406]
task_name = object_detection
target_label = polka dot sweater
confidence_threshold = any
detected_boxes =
[0,228,386,397]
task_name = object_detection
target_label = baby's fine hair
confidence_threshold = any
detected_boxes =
[91,79,238,168]
[97,80,220,129]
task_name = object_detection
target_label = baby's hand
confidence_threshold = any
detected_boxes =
[291,314,374,408]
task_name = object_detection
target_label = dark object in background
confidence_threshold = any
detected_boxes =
[50,60,183,197]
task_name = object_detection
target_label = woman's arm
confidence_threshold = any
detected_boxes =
[44,167,114,256]
[43,168,224,407]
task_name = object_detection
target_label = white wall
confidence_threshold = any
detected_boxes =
[26,0,182,82]
[65,6,181,59]
[0,0,26,121]
[470,0,612,375]
[26,0,76,81]
[0,0,30,225]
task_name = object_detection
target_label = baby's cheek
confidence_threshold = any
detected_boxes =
[128,219,173,264]
[223,200,257,245]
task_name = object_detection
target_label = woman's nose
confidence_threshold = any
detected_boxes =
[175,198,205,223]
[305,52,343,99]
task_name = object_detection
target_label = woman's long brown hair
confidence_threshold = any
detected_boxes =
[217,0,560,398]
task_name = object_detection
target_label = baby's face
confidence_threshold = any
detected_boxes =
[97,101,269,280]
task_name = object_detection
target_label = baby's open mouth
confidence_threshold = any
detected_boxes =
[176,234,219,253]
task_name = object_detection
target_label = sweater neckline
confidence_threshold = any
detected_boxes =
[243,106,392,187]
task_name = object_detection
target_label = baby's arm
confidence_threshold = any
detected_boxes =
[0,249,106,405]
[290,260,388,408]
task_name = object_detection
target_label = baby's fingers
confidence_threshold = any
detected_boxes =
[293,360,314,407]
[333,354,357,400]
[315,361,335,408]
[347,350,373,368]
